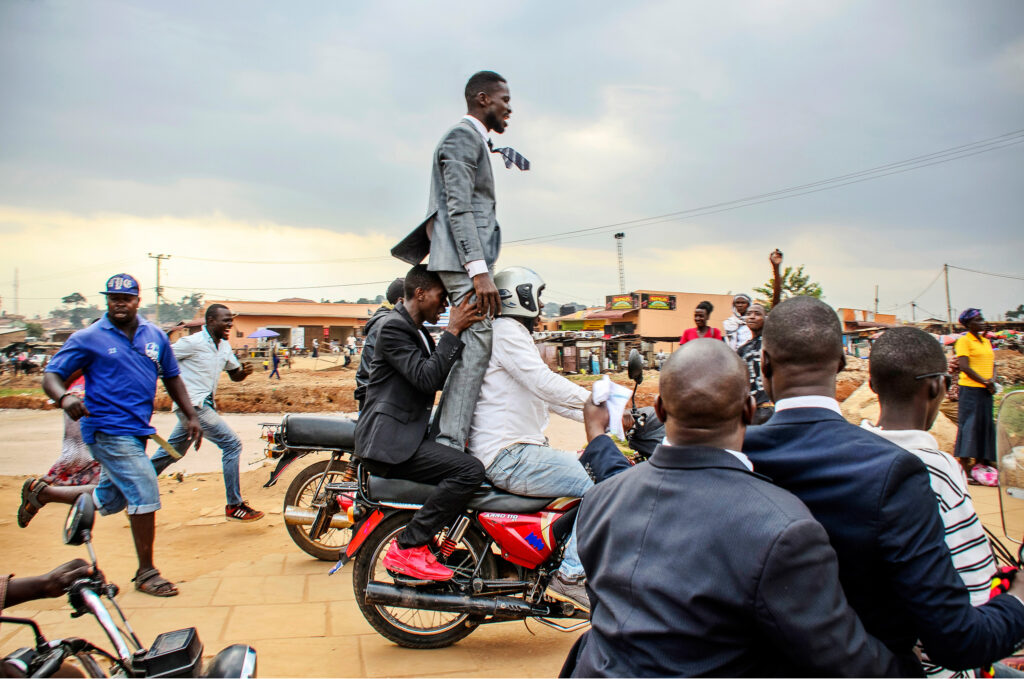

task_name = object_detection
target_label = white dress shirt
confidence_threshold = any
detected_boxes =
[773,395,842,415]
[661,436,753,471]
[460,114,491,280]
[469,317,590,468]
[170,328,241,409]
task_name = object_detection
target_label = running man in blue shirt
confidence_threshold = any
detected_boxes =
[19,274,202,597]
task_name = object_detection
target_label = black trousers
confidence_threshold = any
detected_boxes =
[378,439,485,548]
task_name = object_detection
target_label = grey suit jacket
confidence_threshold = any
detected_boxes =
[392,119,500,273]
[569,445,905,677]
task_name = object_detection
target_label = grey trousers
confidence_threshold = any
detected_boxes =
[437,270,493,450]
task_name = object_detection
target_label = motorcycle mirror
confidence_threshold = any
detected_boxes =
[627,349,644,384]
[64,492,96,547]
[996,390,1024,545]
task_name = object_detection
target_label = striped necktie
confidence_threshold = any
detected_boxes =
[488,139,530,171]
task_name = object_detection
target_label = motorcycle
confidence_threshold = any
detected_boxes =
[260,416,358,561]
[1,494,257,677]
[260,351,658,648]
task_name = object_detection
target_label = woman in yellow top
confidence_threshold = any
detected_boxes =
[953,307,998,485]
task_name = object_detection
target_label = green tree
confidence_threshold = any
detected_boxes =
[1007,304,1024,321]
[752,265,824,310]
[25,321,44,338]
[50,292,103,328]
[140,293,205,325]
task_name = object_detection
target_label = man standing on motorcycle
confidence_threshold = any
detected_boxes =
[355,264,487,581]
[150,304,263,522]
[467,266,630,613]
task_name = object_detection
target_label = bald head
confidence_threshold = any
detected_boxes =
[762,296,843,368]
[658,340,751,444]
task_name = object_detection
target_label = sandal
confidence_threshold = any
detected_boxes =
[132,568,179,597]
[17,478,47,528]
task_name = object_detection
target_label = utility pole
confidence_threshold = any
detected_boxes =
[873,285,879,316]
[614,232,626,294]
[13,268,19,316]
[943,263,954,334]
[911,302,916,323]
[148,253,171,325]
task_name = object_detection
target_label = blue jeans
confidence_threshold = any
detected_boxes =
[88,432,161,515]
[486,443,592,579]
[152,406,243,505]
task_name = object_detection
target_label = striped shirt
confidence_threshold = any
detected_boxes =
[863,423,997,678]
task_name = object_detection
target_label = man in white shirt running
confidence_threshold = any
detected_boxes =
[151,304,262,522]
[865,326,1003,678]
[468,266,630,613]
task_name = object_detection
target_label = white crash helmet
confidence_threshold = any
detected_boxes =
[495,266,546,319]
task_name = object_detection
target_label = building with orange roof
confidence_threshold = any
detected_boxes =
[196,300,376,349]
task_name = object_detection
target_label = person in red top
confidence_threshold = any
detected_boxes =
[680,300,724,345]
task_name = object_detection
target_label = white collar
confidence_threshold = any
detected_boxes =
[860,421,940,451]
[462,115,489,145]
[661,437,753,471]
[774,395,842,415]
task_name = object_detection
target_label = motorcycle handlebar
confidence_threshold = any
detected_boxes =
[75,586,133,663]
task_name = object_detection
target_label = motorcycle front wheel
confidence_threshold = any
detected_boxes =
[283,458,352,561]
[353,512,496,648]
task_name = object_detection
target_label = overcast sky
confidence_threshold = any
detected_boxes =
[1,0,1022,321]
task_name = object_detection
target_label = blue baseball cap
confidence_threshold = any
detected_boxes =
[100,273,141,296]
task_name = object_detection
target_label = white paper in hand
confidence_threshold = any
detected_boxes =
[591,375,632,439]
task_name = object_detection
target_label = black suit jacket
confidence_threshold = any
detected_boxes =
[744,406,1024,671]
[571,444,903,677]
[354,303,463,465]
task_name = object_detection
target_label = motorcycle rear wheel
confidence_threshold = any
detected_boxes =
[353,512,496,648]
[283,457,352,561]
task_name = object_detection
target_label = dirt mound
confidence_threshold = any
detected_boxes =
[837,356,869,402]
[995,350,1024,384]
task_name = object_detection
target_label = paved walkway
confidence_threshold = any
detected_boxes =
[0,410,590,677]
[2,406,1019,677]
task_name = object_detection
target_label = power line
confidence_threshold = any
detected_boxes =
[170,254,395,265]
[164,280,391,292]
[947,264,1024,282]
[146,128,1024,264]
[504,129,1024,247]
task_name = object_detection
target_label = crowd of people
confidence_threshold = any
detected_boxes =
[4,68,1017,677]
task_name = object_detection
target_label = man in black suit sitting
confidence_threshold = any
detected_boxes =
[355,264,485,581]
[566,339,902,676]
[744,296,1024,672]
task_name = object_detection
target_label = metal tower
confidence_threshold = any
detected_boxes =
[614,232,625,293]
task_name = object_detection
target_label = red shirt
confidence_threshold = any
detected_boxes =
[680,327,724,345]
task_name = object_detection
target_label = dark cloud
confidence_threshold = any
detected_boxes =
[0,0,1021,315]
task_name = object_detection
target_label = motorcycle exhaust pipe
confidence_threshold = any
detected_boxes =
[364,582,552,619]
[283,506,353,529]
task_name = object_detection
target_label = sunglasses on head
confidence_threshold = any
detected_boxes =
[915,371,952,390]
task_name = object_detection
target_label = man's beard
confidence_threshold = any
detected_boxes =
[485,110,505,133]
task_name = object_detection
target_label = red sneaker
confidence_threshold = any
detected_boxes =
[225,502,264,522]
[382,542,453,581]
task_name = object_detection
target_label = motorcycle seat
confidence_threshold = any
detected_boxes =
[283,414,356,450]
[367,475,557,514]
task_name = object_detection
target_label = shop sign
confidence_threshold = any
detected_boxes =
[605,293,639,310]
[583,319,606,331]
[641,293,676,310]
